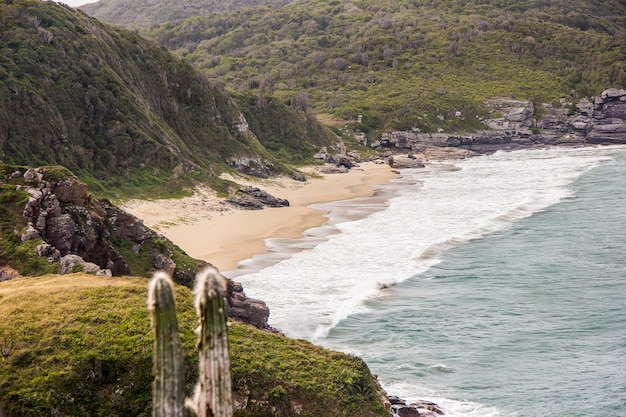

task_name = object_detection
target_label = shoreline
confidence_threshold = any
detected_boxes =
[121,162,400,272]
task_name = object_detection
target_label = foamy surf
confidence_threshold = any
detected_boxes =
[229,146,624,416]
[232,148,610,339]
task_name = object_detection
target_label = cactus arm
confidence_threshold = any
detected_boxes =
[148,272,185,417]
[194,267,234,417]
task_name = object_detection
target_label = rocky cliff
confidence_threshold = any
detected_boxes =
[0,164,270,329]
[373,88,626,156]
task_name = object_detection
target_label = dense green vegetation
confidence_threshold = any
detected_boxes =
[0,275,388,417]
[0,0,337,199]
[235,92,339,164]
[137,0,626,137]
[81,0,290,30]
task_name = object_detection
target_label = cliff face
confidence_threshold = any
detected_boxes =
[374,88,626,155]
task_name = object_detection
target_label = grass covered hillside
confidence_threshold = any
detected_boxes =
[0,0,338,199]
[80,0,291,30]
[0,275,388,417]
[143,0,626,136]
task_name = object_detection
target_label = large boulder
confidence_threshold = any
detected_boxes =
[225,187,289,210]
[388,155,425,169]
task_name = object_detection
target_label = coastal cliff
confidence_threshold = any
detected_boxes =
[0,163,271,330]
[373,88,626,156]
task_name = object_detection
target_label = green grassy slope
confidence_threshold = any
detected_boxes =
[144,0,626,136]
[0,0,337,199]
[0,275,388,417]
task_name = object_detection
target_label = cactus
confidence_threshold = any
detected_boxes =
[148,272,185,417]
[148,267,233,417]
[192,268,234,417]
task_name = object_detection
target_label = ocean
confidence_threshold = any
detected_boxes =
[224,146,626,417]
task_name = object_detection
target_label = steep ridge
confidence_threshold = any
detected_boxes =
[0,0,338,198]
[135,0,626,136]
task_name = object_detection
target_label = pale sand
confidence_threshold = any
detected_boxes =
[121,162,399,272]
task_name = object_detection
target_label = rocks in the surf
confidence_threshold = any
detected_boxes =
[388,154,425,169]
[388,395,444,417]
[225,186,289,210]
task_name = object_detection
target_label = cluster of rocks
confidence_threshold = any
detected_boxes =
[313,147,362,173]
[225,186,290,210]
[372,88,626,156]
[18,168,138,276]
[4,167,273,329]
[388,396,444,417]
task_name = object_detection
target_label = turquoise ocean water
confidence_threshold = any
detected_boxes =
[227,146,626,417]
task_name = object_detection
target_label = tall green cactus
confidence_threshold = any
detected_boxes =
[192,268,234,417]
[148,267,233,417]
[148,272,185,417]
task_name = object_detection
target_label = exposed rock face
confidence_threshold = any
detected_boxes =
[227,281,272,330]
[484,98,535,131]
[0,267,19,282]
[373,88,626,156]
[60,254,103,275]
[21,174,133,276]
[3,166,272,329]
[587,88,626,143]
[227,155,278,178]
[313,146,361,170]
[225,186,289,210]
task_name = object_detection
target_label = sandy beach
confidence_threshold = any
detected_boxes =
[121,162,399,272]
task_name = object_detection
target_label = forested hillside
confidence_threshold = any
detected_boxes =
[81,0,291,29]
[137,0,626,135]
[0,0,337,198]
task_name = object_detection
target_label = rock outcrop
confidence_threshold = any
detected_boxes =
[373,88,626,155]
[388,396,444,417]
[388,154,426,169]
[18,171,161,277]
[2,165,273,330]
[227,281,272,330]
[225,186,289,210]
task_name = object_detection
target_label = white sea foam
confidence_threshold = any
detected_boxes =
[230,147,613,341]
[226,146,625,416]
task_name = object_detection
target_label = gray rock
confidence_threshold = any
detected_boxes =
[388,155,425,169]
[0,267,19,282]
[45,214,75,256]
[225,187,289,210]
[227,280,271,329]
[60,254,86,274]
[392,405,420,417]
[318,164,349,174]
[153,254,176,275]
[36,243,61,262]
[21,223,41,241]
[23,169,36,181]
